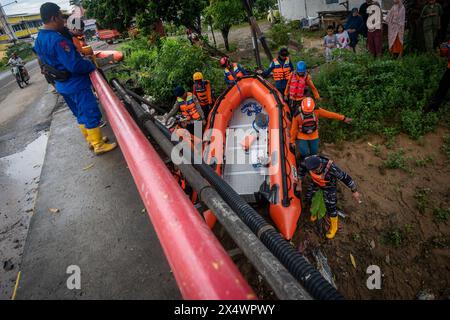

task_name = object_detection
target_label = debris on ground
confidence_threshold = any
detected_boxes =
[3,260,14,271]
[312,248,337,289]
[417,290,435,300]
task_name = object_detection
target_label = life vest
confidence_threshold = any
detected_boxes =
[289,72,308,100]
[309,160,333,187]
[193,80,212,107]
[72,36,87,54]
[224,63,245,82]
[272,57,292,82]
[178,93,201,120]
[298,111,318,134]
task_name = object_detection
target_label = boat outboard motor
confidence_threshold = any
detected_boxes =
[253,113,269,132]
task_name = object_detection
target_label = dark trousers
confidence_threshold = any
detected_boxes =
[367,29,383,57]
[305,184,338,218]
[424,68,450,113]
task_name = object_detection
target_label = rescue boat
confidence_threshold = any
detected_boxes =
[94,50,124,62]
[203,75,301,240]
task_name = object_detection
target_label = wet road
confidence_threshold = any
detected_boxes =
[0,58,58,299]
[0,59,40,104]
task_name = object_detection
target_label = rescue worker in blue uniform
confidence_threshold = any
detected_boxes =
[300,155,362,239]
[261,48,294,98]
[220,56,249,86]
[34,2,116,155]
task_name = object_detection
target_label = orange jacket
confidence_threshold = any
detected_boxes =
[72,36,87,54]
[284,73,320,100]
[193,80,213,106]
[290,108,345,140]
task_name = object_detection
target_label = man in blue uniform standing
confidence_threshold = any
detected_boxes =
[34,2,117,155]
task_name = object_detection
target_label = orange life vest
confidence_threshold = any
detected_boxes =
[289,72,308,100]
[309,160,333,187]
[178,93,201,120]
[193,80,213,107]
[224,63,245,82]
[298,111,318,134]
[272,57,292,82]
[72,36,87,54]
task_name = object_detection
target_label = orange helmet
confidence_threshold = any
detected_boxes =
[220,56,229,67]
[301,97,315,113]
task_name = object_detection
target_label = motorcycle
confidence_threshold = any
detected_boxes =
[11,65,30,89]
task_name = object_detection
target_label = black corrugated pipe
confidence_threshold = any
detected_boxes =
[122,87,167,114]
[111,78,344,300]
[110,78,312,300]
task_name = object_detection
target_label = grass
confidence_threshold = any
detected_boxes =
[383,149,406,170]
[381,228,405,246]
[372,144,382,157]
[414,187,432,214]
[415,155,435,167]
[433,207,449,222]
[442,135,450,159]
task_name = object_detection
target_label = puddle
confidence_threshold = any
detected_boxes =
[0,131,49,299]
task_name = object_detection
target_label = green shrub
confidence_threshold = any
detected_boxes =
[433,207,449,222]
[6,42,33,60]
[314,52,445,141]
[267,22,290,48]
[121,37,225,107]
[384,149,406,169]
[381,228,404,246]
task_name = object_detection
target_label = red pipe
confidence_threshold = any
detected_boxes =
[90,70,256,300]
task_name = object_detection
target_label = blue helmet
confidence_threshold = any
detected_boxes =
[296,61,307,73]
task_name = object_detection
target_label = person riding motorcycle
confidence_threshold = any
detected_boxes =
[8,53,29,79]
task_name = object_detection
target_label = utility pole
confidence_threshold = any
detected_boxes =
[241,0,273,69]
[0,1,18,42]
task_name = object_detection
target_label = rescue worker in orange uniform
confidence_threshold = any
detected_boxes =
[220,56,249,86]
[284,61,321,116]
[192,72,214,118]
[166,86,205,135]
[67,17,87,54]
[262,47,293,98]
[301,155,362,239]
[290,97,352,159]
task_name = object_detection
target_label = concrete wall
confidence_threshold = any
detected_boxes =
[277,0,393,21]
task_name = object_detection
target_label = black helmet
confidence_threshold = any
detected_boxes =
[278,47,289,57]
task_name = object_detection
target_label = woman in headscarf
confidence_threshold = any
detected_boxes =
[345,8,364,52]
[386,0,406,57]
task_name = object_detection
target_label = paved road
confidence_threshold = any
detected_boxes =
[0,59,41,104]
[16,108,180,299]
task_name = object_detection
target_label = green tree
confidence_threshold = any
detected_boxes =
[205,0,245,51]
[83,0,208,35]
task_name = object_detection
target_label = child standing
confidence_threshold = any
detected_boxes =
[336,24,350,49]
[323,25,338,62]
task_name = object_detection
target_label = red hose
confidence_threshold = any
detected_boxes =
[90,70,256,300]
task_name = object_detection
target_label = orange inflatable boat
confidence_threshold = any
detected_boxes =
[94,50,124,62]
[203,76,301,239]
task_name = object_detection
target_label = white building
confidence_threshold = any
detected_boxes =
[277,0,393,21]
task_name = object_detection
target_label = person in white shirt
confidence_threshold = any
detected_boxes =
[8,52,29,78]
[336,24,351,49]
[8,52,24,66]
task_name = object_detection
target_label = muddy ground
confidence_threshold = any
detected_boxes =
[202,25,450,299]
[292,128,450,299]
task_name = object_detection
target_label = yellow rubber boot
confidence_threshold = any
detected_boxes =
[79,124,109,150]
[326,216,339,239]
[86,127,117,155]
